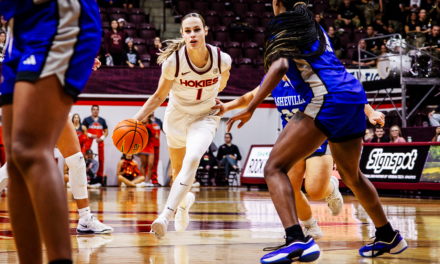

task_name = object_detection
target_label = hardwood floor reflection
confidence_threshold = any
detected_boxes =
[0,187,439,263]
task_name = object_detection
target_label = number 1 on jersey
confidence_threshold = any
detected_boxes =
[196,88,203,100]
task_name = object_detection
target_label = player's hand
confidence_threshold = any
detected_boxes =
[225,108,254,132]
[212,98,228,116]
[368,111,385,127]
[93,58,101,71]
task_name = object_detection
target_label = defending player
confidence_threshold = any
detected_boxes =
[133,13,232,239]
[227,0,407,262]
[0,1,101,263]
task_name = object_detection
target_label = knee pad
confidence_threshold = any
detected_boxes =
[65,152,88,200]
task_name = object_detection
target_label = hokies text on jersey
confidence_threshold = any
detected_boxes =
[180,77,219,88]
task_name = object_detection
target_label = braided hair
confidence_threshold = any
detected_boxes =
[263,0,326,71]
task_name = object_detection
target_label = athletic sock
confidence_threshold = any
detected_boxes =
[300,216,316,227]
[78,206,91,221]
[49,260,72,264]
[285,224,305,244]
[376,222,395,243]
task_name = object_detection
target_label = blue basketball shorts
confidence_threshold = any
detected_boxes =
[303,94,366,143]
[0,0,101,105]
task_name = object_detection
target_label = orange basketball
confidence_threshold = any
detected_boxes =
[112,119,149,155]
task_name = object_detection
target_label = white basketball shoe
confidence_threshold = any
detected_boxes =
[174,192,196,232]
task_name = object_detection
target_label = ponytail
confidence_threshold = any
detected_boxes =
[157,13,207,65]
[263,0,326,71]
[157,38,186,65]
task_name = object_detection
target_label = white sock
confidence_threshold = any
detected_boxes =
[79,206,91,221]
[178,193,189,208]
[160,126,214,222]
[300,216,316,227]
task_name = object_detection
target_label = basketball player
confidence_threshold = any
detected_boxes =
[0,114,114,234]
[214,77,385,240]
[0,1,101,263]
[227,0,407,262]
[132,13,232,239]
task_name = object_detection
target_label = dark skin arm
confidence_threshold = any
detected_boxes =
[226,58,288,131]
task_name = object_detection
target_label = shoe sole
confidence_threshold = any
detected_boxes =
[76,228,114,234]
[261,244,320,263]
[151,221,166,239]
[175,193,195,232]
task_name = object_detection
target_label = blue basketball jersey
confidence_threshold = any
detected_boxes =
[260,76,329,154]
[284,27,368,105]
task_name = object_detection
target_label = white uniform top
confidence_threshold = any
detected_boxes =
[162,44,232,114]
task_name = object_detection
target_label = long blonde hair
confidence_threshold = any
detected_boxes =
[157,13,207,65]
[390,125,403,142]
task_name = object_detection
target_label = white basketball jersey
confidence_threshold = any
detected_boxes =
[162,44,231,114]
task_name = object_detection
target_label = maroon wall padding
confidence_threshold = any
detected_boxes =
[83,66,265,96]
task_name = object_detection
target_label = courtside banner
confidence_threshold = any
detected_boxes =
[242,146,273,179]
[360,145,430,183]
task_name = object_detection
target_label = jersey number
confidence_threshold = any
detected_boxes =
[282,109,299,122]
[196,89,203,100]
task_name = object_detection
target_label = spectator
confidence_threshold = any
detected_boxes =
[364,128,374,142]
[0,16,8,32]
[104,20,125,65]
[372,12,388,34]
[0,31,6,63]
[85,149,102,188]
[419,9,431,34]
[117,154,146,187]
[360,0,383,26]
[366,26,381,55]
[315,14,325,28]
[432,126,440,142]
[82,105,108,180]
[198,142,218,186]
[352,40,377,66]
[123,0,134,9]
[421,0,436,11]
[217,133,242,183]
[380,44,388,55]
[328,26,342,59]
[429,105,440,126]
[387,24,397,35]
[371,127,391,142]
[385,0,405,34]
[118,18,129,40]
[137,114,155,187]
[123,38,145,68]
[425,25,440,57]
[335,0,361,29]
[148,113,163,186]
[405,12,422,40]
[390,125,407,142]
[71,113,88,154]
[149,37,163,67]
[429,0,440,25]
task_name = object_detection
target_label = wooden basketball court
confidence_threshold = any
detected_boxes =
[0,187,438,263]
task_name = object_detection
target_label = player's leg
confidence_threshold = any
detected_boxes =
[287,160,323,240]
[169,146,186,182]
[152,146,160,184]
[2,106,43,264]
[8,76,73,262]
[146,154,155,183]
[132,176,146,184]
[329,139,407,257]
[305,155,343,216]
[139,154,148,178]
[260,112,326,263]
[152,124,214,237]
[57,118,113,234]
[97,142,104,178]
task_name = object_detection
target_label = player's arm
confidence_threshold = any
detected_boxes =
[133,76,173,123]
[225,58,288,130]
[219,66,231,92]
[365,104,385,127]
[212,86,264,116]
